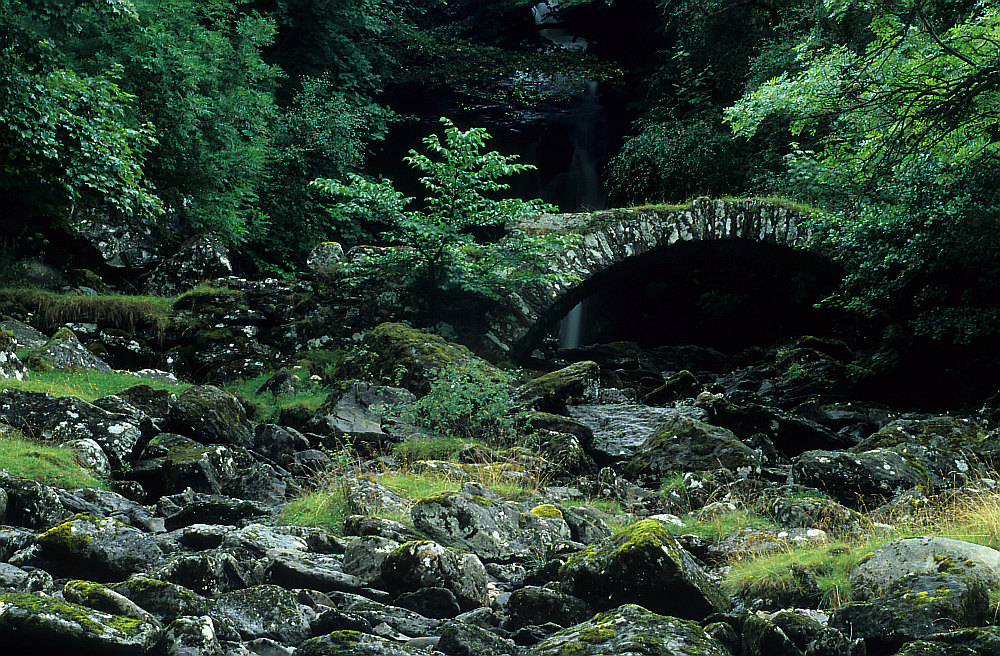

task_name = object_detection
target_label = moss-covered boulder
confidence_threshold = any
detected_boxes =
[35,513,162,581]
[854,416,985,452]
[505,585,595,631]
[894,626,1000,656]
[110,578,210,625]
[515,361,600,413]
[63,580,159,626]
[24,327,114,373]
[558,519,730,620]
[851,536,1000,600]
[169,384,254,448]
[526,604,732,656]
[345,323,501,397]
[623,415,759,485]
[410,492,571,560]
[207,584,313,645]
[146,615,223,656]
[297,630,426,656]
[831,572,988,653]
[0,591,158,655]
[791,448,929,507]
[377,540,489,611]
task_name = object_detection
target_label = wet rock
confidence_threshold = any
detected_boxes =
[144,234,233,295]
[35,513,162,581]
[831,572,988,652]
[622,415,759,485]
[644,369,703,405]
[851,536,1000,600]
[170,385,254,449]
[558,518,730,620]
[24,327,114,373]
[0,591,159,655]
[516,361,600,413]
[526,603,732,656]
[377,540,490,610]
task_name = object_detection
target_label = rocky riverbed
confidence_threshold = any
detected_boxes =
[1,261,1000,655]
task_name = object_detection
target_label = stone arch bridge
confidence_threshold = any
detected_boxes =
[482,198,824,358]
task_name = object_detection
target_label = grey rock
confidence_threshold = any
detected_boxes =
[26,327,113,373]
[526,603,732,656]
[297,631,427,656]
[566,403,704,464]
[792,448,927,507]
[145,234,233,295]
[505,585,594,631]
[377,540,490,611]
[63,579,160,626]
[306,242,345,274]
[306,382,414,452]
[343,536,400,584]
[437,619,519,656]
[208,585,313,645]
[150,549,255,597]
[147,615,225,656]
[170,385,255,449]
[515,361,601,413]
[0,319,47,351]
[35,513,162,581]
[264,551,365,593]
[0,330,28,381]
[111,578,210,625]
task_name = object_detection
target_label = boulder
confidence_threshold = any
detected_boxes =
[410,492,571,561]
[622,415,759,485]
[831,572,988,652]
[0,591,159,655]
[306,242,345,274]
[505,586,594,631]
[170,385,254,448]
[526,603,732,656]
[75,211,161,269]
[146,615,224,656]
[110,578,210,625]
[791,448,928,506]
[0,330,28,381]
[346,323,501,397]
[894,626,1000,656]
[437,619,519,656]
[343,536,400,584]
[263,551,365,593]
[305,382,414,452]
[851,536,1000,599]
[144,234,233,295]
[854,416,985,452]
[377,540,490,610]
[0,319,47,351]
[149,549,254,597]
[558,519,730,620]
[297,630,426,656]
[515,361,600,413]
[63,580,160,626]
[24,327,113,373]
[208,584,313,645]
[35,513,162,581]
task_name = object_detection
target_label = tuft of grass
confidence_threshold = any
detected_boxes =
[221,370,328,423]
[277,486,350,534]
[1,369,189,401]
[669,507,781,541]
[0,287,176,335]
[0,428,108,489]
[392,437,472,464]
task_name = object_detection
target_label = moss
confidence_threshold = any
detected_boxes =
[0,591,146,637]
[531,504,564,519]
[36,515,96,552]
[325,630,362,647]
[554,643,588,655]
[578,624,616,643]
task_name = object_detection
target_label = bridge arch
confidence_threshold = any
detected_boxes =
[484,198,831,357]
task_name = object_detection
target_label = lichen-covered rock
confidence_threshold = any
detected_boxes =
[0,330,28,381]
[146,615,223,656]
[410,492,570,560]
[144,234,233,295]
[831,572,988,652]
[63,437,112,478]
[534,429,595,475]
[344,480,413,518]
[110,578,210,625]
[526,603,732,656]
[0,389,145,473]
[343,536,400,584]
[343,514,421,542]
[0,591,158,655]
[558,519,730,620]
[0,318,47,351]
[305,382,414,451]
[149,549,253,597]
[306,241,345,274]
[346,323,501,397]
[623,415,759,485]
[515,361,600,413]
[437,619,519,656]
[35,513,162,581]
[24,327,114,373]
[63,580,160,626]
[170,385,254,448]
[264,551,364,593]
[377,540,489,610]
[854,416,985,452]
[297,630,426,656]
[894,626,1000,656]
[505,585,594,631]
[791,448,927,507]
[208,584,313,644]
[766,494,866,539]
[851,536,1000,600]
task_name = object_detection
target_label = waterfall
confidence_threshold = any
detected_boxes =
[558,300,585,349]
[532,1,588,51]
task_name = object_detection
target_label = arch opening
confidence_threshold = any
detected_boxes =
[537,238,843,353]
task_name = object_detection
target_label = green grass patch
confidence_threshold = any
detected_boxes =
[0,429,107,489]
[375,472,464,501]
[0,287,176,335]
[670,508,781,541]
[1,369,190,401]
[392,437,472,464]
[277,485,350,534]
[221,370,328,423]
